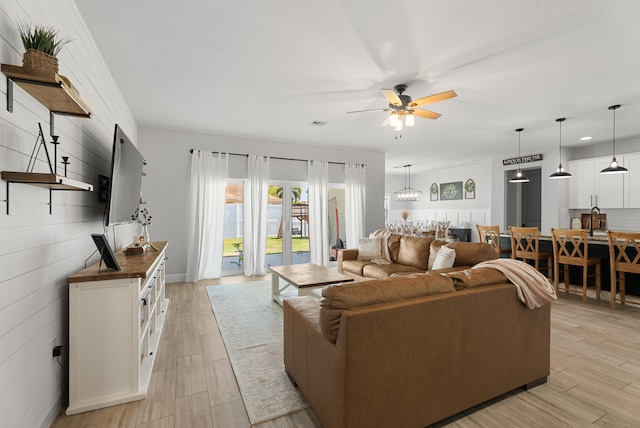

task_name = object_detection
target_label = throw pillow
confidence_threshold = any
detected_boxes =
[431,246,456,270]
[356,237,383,261]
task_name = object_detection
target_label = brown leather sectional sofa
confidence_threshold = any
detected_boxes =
[283,268,551,428]
[338,231,498,279]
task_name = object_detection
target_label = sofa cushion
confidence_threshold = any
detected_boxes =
[443,267,509,290]
[428,239,448,269]
[320,275,455,343]
[356,237,383,261]
[432,246,456,270]
[341,260,373,276]
[362,263,423,278]
[370,229,402,262]
[397,236,433,270]
[447,242,498,266]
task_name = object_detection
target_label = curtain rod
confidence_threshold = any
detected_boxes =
[189,149,365,167]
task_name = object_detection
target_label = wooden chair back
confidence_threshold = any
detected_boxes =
[551,228,589,267]
[435,221,450,240]
[477,224,505,256]
[607,231,640,308]
[509,226,541,259]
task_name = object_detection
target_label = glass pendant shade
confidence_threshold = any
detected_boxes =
[549,117,572,179]
[393,165,422,202]
[509,128,529,183]
[600,105,628,174]
[389,112,399,127]
[405,113,415,127]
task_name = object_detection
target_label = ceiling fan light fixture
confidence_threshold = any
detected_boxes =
[509,128,530,184]
[393,165,422,202]
[600,105,628,175]
[549,118,571,179]
[389,112,399,127]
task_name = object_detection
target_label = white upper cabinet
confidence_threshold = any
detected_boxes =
[568,156,624,209]
[624,153,640,208]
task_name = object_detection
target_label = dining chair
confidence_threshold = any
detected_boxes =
[551,228,601,303]
[607,231,640,309]
[509,226,553,279]
[435,221,452,241]
[477,224,511,257]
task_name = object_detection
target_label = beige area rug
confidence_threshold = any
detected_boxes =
[206,281,309,424]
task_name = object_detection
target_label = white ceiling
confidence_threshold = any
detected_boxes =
[75,0,640,175]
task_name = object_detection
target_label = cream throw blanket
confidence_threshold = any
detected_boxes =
[473,259,557,309]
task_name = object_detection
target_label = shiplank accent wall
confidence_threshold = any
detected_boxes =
[0,1,135,427]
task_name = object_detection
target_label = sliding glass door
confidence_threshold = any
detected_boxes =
[266,182,310,268]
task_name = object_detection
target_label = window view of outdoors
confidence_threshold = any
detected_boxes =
[221,183,345,276]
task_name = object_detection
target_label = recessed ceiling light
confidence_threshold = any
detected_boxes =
[580,136,592,141]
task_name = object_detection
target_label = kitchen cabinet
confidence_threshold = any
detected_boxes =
[624,153,640,208]
[568,156,624,209]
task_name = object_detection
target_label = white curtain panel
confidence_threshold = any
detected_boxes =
[345,163,366,248]
[243,155,270,276]
[185,150,228,282]
[308,160,329,266]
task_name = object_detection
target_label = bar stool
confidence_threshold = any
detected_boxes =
[477,225,511,258]
[607,231,640,309]
[509,226,553,280]
[551,228,601,303]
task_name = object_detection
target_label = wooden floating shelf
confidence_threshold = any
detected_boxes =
[1,171,93,191]
[1,64,91,117]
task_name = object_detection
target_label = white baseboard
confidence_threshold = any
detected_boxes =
[166,273,186,283]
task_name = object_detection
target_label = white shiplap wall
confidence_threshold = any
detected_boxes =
[0,1,136,427]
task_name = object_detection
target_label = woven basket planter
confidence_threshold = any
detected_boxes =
[22,48,59,74]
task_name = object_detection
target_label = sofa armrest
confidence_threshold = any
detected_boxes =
[337,248,359,273]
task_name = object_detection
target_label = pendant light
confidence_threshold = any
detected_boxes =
[549,118,572,179]
[509,128,530,183]
[600,104,628,174]
[393,165,422,201]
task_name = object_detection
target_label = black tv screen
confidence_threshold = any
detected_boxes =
[105,124,143,226]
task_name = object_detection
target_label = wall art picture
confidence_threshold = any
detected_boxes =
[430,183,438,201]
[464,179,476,199]
[440,181,463,200]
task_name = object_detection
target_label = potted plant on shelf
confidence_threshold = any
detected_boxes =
[16,20,72,74]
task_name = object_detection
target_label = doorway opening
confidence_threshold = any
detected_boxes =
[505,167,542,230]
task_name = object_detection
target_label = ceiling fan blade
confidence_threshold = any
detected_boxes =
[411,109,442,120]
[347,107,390,114]
[379,113,392,127]
[381,89,402,106]
[409,90,457,107]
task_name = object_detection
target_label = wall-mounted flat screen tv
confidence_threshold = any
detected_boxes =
[105,124,143,226]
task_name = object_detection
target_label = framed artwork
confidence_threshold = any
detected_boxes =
[91,234,122,271]
[440,181,463,200]
[464,179,476,199]
[430,183,438,201]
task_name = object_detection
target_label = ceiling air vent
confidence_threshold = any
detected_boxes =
[308,120,328,127]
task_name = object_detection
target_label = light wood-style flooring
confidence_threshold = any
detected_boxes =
[52,275,640,427]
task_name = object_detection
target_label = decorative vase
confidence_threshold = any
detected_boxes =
[23,49,59,74]
[142,224,150,244]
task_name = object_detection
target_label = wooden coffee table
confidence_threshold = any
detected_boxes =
[269,263,353,305]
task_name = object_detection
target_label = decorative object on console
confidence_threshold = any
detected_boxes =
[401,209,409,220]
[464,178,475,199]
[17,20,72,74]
[90,233,121,272]
[430,183,438,201]
[440,181,463,200]
[509,128,530,183]
[549,118,572,179]
[600,104,628,174]
[132,207,152,243]
[394,164,422,201]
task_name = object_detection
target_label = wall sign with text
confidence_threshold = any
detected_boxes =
[502,154,543,166]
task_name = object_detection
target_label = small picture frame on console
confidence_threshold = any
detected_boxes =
[91,234,122,271]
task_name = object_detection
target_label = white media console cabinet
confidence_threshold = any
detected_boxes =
[66,241,169,415]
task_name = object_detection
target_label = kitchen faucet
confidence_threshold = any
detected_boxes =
[589,206,601,237]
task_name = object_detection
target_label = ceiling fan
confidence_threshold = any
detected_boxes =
[347,84,457,131]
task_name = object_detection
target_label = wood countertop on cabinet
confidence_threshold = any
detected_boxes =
[68,241,168,283]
